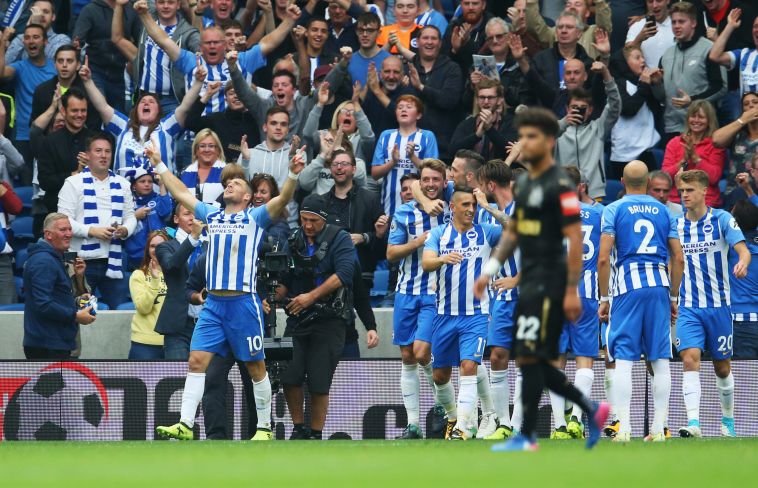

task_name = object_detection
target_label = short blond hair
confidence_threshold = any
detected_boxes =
[192,128,225,163]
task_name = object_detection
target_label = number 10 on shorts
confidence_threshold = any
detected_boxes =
[246,335,263,354]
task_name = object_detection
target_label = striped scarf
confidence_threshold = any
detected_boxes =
[79,168,125,279]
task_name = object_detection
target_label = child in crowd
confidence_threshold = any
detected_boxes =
[124,166,172,271]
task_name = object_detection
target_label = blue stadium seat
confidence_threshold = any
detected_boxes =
[650,148,664,169]
[14,186,33,209]
[370,269,390,297]
[10,216,34,241]
[0,303,25,311]
[603,179,624,205]
[15,276,23,302]
[97,302,110,311]
[14,248,28,274]
[719,179,727,194]
[116,302,135,310]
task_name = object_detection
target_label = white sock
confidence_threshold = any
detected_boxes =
[420,361,437,402]
[179,372,206,428]
[716,373,734,419]
[682,370,701,422]
[549,390,566,428]
[253,373,272,429]
[650,360,671,435]
[456,375,478,432]
[604,367,616,420]
[572,368,594,419]
[511,370,523,431]
[435,381,457,420]
[490,369,511,427]
[614,360,633,434]
[401,364,420,426]
[476,364,495,414]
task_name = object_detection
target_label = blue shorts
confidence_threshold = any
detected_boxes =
[559,297,599,357]
[608,287,671,361]
[676,306,733,359]
[488,299,516,349]
[190,293,266,362]
[431,314,488,368]
[733,321,758,359]
[600,321,609,349]
[392,293,436,345]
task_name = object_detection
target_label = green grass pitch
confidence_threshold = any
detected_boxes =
[1,438,755,487]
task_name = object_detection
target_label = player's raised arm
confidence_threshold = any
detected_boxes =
[597,233,615,323]
[258,3,301,56]
[145,141,198,213]
[266,147,306,219]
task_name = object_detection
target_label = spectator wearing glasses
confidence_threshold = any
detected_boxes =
[348,11,390,88]
[180,128,226,206]
[713,92,758,207]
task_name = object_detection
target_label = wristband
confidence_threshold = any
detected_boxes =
[287,170,299,181]
[600,296,610,303]
[670,295,679,303]
[482,258,502,277]
[155,162,169,175]
[737,118,745,126]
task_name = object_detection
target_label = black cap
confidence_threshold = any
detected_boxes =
[299,194,329,220]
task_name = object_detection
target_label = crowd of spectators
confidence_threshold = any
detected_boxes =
[0,0,756,359]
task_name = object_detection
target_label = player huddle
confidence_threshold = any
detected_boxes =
[392,108,750,450]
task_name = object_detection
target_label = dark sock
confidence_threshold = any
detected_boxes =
[293,423,305,431]
[540,361,594,414]
[310,429,322,439]
[520,362,545,440]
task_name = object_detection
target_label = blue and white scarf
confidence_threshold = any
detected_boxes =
[79,168,125,279]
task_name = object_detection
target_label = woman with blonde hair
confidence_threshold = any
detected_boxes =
[180,128,226,205]
[662,100,726,207]
[128,230,170,360]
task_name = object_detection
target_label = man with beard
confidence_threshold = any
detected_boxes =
[442,0,493,74]
[363,56,418,137]
[388,158,450,439]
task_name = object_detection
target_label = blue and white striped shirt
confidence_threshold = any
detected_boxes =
[729,227,757,321]
[174,47,265,115]
[1,0,24,27]
[371,128,439,218]
[728,47,758,95]
[601,194,677,297]
[195,202,272,293]
[140,23,176,96]
[677,208,745,308]
[105,110,183,174]
[389,200,450,296]
[579,201,604,300]
[425,222,502,315]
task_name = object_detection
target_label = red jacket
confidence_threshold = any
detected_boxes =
[662,135,726,207]
[0,181,22,218]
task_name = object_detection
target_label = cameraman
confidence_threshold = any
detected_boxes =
[279,195,355,440]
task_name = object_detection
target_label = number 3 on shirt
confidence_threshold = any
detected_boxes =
[634,219,657,254]
[247,335,263,354]
[581,225,594,261]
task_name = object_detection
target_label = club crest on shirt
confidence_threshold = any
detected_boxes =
[465,229,478,240]
[390,220,397,233]
[703,223,714,234]
[527,185,543,207]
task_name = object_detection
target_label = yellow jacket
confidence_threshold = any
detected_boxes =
[129,269,167,346]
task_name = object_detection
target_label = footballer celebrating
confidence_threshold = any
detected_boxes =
[475,108,609,451]
[421,186,504,440]
[145,141,305,441]
[674,170,750,438]
[387,159,450,439]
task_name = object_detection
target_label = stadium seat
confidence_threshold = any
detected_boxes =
[97,302,110,311]
[719,179,727,194]
[370,269,389,297]
[10,216,34,241]
[603,179,624,205]
[0,303,25,311]
[116,302,135,310]
[15,276,23,302]
[14,248,28,274]
[14,186,33,210]
[650,148,664,169]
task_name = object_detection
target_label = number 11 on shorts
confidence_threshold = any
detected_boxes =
[246,335,263,354]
